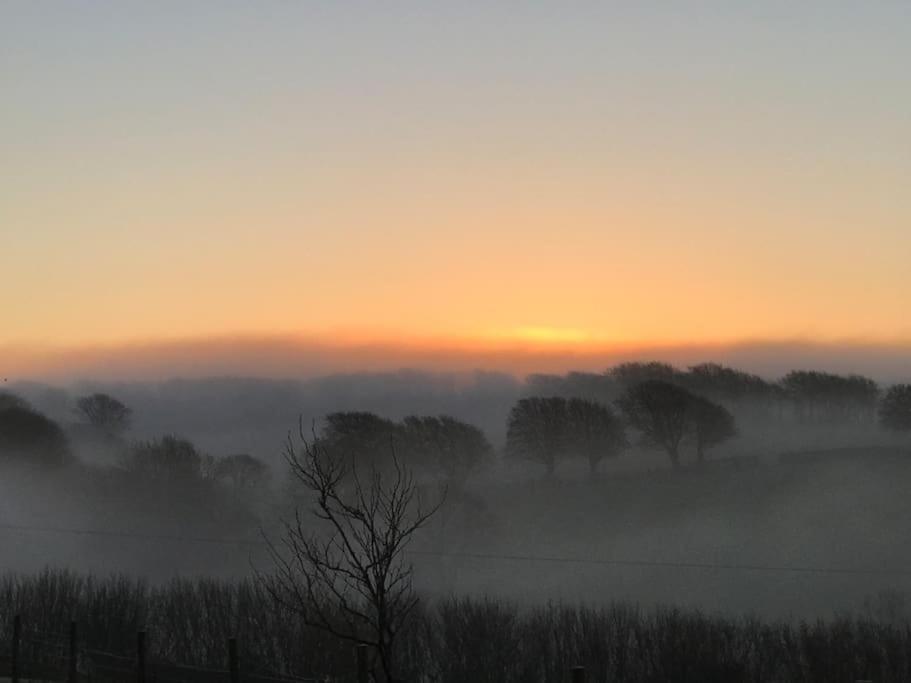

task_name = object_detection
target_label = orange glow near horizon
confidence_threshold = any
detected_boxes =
[2,3,910,369]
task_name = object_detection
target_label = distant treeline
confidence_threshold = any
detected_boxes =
[1,362,909,483]
[528,362,887,423]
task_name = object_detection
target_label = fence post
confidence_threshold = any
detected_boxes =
[356,643,368,683]
[228,637,239,683]
[68,620,78,683]
[571,665,586,683]
[137,630,146,683]
[11,614,21,683]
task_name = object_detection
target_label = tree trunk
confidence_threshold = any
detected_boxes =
[667,445,680,468]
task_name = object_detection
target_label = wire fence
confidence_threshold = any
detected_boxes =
[0,615,323,683]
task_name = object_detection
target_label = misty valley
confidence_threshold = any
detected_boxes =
[6,2,909,679]
[1,363,910,681]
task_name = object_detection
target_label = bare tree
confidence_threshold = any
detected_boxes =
[261,424,441,682]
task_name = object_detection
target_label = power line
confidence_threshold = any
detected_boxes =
[3,521,911,578]
[407,549,911,577]
[0,522,263,547]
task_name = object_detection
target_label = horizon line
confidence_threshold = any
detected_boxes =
[3,333,911,384]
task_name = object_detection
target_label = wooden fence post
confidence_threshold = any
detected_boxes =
[571,665,586,683]
[228,637,239,683]
[11,614,20,683]
[356,643,368,683]
[137,630,146,683]
[68,620,78,683]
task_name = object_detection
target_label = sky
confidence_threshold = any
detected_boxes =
[2,2,909,379]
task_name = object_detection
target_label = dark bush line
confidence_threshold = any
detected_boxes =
[1,570,911,682]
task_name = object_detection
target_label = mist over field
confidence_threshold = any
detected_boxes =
[4,363,911,622]
[4,1,911,679]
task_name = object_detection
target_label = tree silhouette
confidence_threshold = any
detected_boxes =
[401,415,492,484]
[527,372,619,405]
[319,411,401,470]
[609,362,682,390]
[565,398,627,474]
[505,397,569,475]
[617,380,692,468]
[688,395,737,461]
[780,371,879,423]
[124,435,213,483]
[74,393,132,436]
[0,391,30,412]
[214,453,270,491]
[879,384,911,433]
[685,363,774,403]
[262,429,440,683]
[0,400,72,467]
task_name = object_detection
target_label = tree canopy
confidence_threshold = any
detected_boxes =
[688,395,737,461]
[879,384,911,433]
[609,362,682,390]
[0,399,72,467]
[124,435,213,483]
[505,396,569,475]
[685,363,774,403]
[780,371,879,423]
[400,415,492,483]
[214,453,270,490]
[318,411,401,470]
[74,393,132,436]
[616,380,693,468]
[565,398,627,473]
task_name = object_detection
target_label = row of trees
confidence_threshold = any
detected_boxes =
[0,391,270,494]
[505,382,737,473]
[617,381,736,467]
[3,378,910,484]
[314,378,910,479]
[505,397,626,474]
[528,362,892,425]
[315,412,492,484]
[0,390,134,467]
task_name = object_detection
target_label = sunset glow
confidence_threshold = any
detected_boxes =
[2,2,909,379]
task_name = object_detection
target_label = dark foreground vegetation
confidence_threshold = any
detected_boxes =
[3,569,911,683]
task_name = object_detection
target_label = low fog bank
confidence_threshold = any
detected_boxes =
[2,362,911,620]
[3,451,911,619]
[9,370,522,467]
[9,364,909,469]
[415,452,911,618]
[6,337,911,384]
